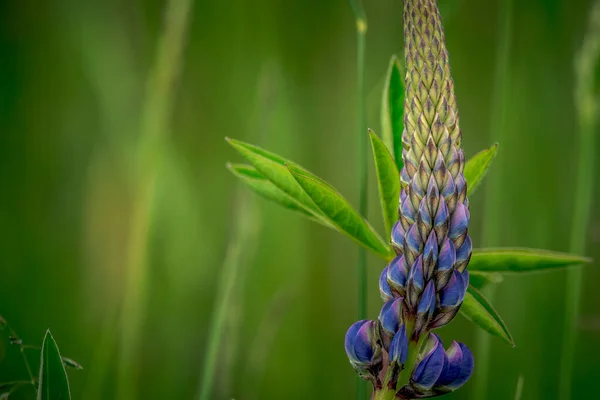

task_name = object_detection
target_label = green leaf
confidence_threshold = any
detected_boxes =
[460,286,514,346]
[226,163,332,227]
[38,330,71,400]
[226,138,323,216]
[287,164,394,259]
[464,143,499,196]
[369,130,400,236]
[380,55,405,170]
[469,271,504,289]
[469,248,591,273]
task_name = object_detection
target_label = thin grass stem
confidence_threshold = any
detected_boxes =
[196,189,260,400]
[349,1,368,399]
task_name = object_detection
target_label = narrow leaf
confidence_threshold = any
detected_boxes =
[288,164,394,259]
[380,55,405,170]
[469,271,504,289]
[369,130,400,236]
[38,330,71,400]
[226,163,331,227]
[226,138,322,215]
[460,286,514,346]
[469,248,591,273]
[464,143,499,196]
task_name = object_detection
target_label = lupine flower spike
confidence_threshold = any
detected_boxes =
[344,0,474,397]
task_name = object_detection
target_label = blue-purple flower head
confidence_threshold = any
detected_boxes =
[345,0,475,396]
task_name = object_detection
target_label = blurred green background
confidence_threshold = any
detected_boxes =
[0,0,598,398]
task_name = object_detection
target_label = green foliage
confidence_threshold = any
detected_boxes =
[226,132,588,346]
[288,164,393,259]
[227,138,323,216]
[464,143,499,196]
[227,138,392,258]
[461,286,515,347]
[469,271,503,289]
[469,248,591,273]
[37,330,71,400]
[369,130,400,236]
[226,163,329,226]
[380,55,405,170]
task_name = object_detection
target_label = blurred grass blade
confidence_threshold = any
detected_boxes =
[227,163,331,227]
[288,164,394,259]
[469,248,591,273]
[514,375,524,400]
[117,0,193,397]
[369,129,400,236]
[469,271,503,289]
[560,1,600,397]
[197,188,261,400]
[227,138,323,215]
[37,330,71,400]
[464,143,498,196]
[460,286,515,346]
[380,55,405,169]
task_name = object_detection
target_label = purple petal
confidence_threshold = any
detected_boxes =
[437,343,474,391]
[405,224,421,255]
[441,173,456,198]
[455,234,472,269]
[418,280,436,316]
[401,196,417,223]
[418,197,432,228]
[450,343,475,390]
[391,221,405,251]
[412,333,445,390]
[437,237,456,273]
[378,297,402,337]
[400,188,408,203]
[435,341,463,386]
[345,320,369,361]
[423,231,438,278]
[409,256,425,291]
[440,270,466,309]
[434,196,449,229]
[354,320,377,363]
[461,269,470,288]
[387,255,407,293]
[449,202,469,240]
[379,267,393,301]
[389,323,408,364]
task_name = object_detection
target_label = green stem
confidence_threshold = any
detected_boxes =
[196,190,260,400]
[559,2,600,397]
[349,1,368,399]
[475,0,513,397]
[116,0,193,398]
[374,388,396,400]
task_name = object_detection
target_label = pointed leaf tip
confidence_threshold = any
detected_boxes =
[469,247,591,273]
[38,330,72,400]
[464,143,499,196]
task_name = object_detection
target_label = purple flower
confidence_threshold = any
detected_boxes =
[344,320,383,380]
[397,334,474,398]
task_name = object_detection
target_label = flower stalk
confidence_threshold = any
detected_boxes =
[345,0,474,398]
